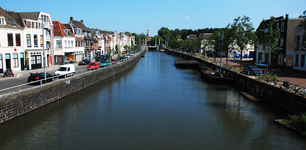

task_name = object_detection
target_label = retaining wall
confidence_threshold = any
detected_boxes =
[171,50,306,114]
[0,50,146,124]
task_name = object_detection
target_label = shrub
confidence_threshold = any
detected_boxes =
[286,113,306,135]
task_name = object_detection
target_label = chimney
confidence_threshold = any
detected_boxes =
[70,17,73,21]
[81,20,83,23]
[285,14,288,19]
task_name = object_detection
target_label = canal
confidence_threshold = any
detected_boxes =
[0,51,305,150]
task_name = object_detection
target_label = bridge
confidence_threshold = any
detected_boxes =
[147,45,159,51]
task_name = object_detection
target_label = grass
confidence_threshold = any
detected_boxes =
[284,113,306,137]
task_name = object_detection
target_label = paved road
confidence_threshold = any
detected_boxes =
[0,63,112,95]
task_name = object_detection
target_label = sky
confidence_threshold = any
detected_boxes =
[1,0,306,36]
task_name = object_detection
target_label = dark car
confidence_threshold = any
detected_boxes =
[96,55,108,61]
[78,59,91,65]
[28,72,54,84]
[243,66,262,75]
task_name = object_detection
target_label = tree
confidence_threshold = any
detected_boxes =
[114,45,121,61]
[230,16,257,67]
[257,17,280,70]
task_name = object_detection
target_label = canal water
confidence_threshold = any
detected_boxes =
[0,52,305,150]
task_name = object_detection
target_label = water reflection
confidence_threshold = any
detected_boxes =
[0,51,305,150]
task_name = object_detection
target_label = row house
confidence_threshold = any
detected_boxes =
[90,29,105,57]
[256,14,303,68]
[52,21,84,65]
[291,17,306,71]
[0,7,53,73]
[0,8,24,73]
[18,11,53,69]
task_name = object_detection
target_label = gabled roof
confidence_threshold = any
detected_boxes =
[0,7,23,27]
[18,12,40,20]
[53,21,75,37]
[5,11,29,27]
[69,20,90,32]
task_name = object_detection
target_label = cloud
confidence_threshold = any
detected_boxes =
[185,16,189,19]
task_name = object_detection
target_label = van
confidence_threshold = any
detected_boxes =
[54,64,75,77]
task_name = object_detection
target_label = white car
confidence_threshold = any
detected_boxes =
[255,61,267,67]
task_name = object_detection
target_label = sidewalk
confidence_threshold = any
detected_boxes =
[206,56,306,87]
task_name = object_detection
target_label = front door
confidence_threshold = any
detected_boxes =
[0,54,3,73]
[5,53,11,70]
[20,53,24,71]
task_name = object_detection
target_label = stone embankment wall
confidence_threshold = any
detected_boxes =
[0,51,146,124]
[171,50,306,114]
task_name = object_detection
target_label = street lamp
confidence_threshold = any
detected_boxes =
[40,17,46,81]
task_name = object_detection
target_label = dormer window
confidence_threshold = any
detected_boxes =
[64,29,70,36]
[0,17,6,25]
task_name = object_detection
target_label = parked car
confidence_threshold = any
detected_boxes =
[78,59,91,65]
[99,60,110,67]
[96,55,107,61]
[54,64,75,77]
[28,72,54,84]
[119,56,125,62]
[87,62,100,70]
[255,61,267,68]
[243,66,262,75]
[125,54,131,58]
[111,59,117,64]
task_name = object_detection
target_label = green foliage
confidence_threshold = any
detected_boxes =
[257,17,281,70]
[24,50,28,69]
[286,113,306,134]
[115,45,120,61]
[230,16,257,67]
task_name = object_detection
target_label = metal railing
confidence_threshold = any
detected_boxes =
[0,50,145,97]
[171,49,306,97]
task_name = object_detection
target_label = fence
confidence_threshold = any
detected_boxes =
[173,50,306,98]
[0,50,143,97]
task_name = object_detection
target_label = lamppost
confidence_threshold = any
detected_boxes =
[40,17,46,81]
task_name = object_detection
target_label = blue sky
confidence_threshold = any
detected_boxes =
[1,0,306,36]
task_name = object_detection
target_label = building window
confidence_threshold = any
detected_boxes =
[295,55,299,66]
[281,22,285,32]
[37,55,41,64]
[296,36,301,50]
[56,40,62,48]
[7,33,13,46]
[263,45,265,50]
[13,54,18,68]
[34,35,38,47]
[27,21,31,28]
[277,54,283,65]
[65,40,67,48]
[75,39,78,47]
[40,35,43,47]
[71,41,73,47]
[38,23,41,29]
[68,40,70,48]
[280,37,283,48]
[0,17,6,25]
[301,55,305,67]
[16,33,21,46]
[27,34,31,47]
[258,53,263,61]
[31,56,35,64]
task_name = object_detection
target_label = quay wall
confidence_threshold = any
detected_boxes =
[171,50,306,114]
[0,51,146,124]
